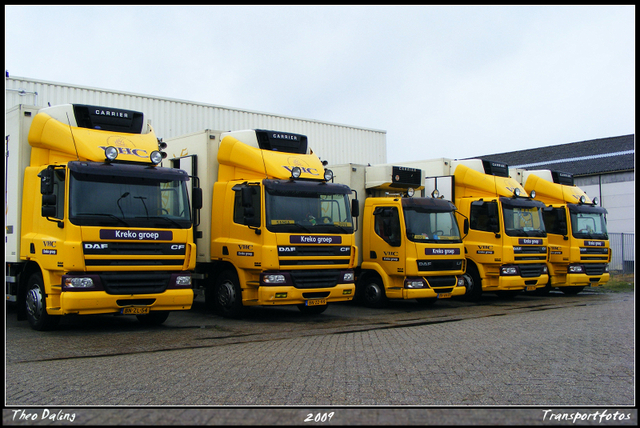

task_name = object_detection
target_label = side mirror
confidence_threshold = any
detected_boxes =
[351,199,359,218]
[192,187,203,210]
[464,218,469,235]
[39,167,54,195]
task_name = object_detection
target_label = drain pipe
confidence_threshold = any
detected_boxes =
[6,87,38,105]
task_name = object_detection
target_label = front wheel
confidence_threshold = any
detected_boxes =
[358,277,388,308]
[25,273,60,331]
[214,270,244,318]
[461,266,483,302]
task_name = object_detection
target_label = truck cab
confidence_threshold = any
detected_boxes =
[168,129,358,317]
[331,164,466,307]
[512,168,610,293]
[6,104,197,330]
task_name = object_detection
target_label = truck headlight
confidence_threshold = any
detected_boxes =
[150,150,164,165]
[64,277,95,288]
[263,274,286,284]
[404,278,426,289]
[175,275,192,286]
[568,264,585,273]
[500,265,520,276]
[342,271,355,282]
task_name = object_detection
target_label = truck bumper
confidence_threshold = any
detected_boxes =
[484,274,549,292]
[57,289,193,315]
[402,285,466,300]
[255,283,355,306]
[562,272,610,288]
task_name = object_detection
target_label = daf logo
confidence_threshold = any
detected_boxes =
[84,243,108,250]
[279,246,296,252]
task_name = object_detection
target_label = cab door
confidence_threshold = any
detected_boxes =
[368,205,406,297]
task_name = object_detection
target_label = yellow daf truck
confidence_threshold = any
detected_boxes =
[399,158,549,300]
[6,104,198,330]
[166,129,358,317]
[330,163,466,307]
[510,168,610,294]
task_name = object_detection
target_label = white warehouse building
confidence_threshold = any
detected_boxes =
[5,75,387,167]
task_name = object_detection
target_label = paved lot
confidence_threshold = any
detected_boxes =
[4,290,636,425]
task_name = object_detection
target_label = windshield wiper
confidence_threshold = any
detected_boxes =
[75,213,130,226]
[141,216,185,228]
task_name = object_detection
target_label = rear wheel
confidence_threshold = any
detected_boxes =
[25,273,60,331]
[214,270,244,318]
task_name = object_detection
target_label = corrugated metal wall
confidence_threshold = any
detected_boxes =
[5,76,387,166]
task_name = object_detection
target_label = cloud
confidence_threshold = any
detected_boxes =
[5,5,634,164]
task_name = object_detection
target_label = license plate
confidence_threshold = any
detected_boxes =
[122,307,150,315]
[306,299,326,306]
[526,286,537,291]
[437,293,452,299]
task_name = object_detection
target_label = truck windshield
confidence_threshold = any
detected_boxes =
[68,163,192,229]
[264,180,353,234]
[568,205,608,239]
[500,198,546,237]
[404,208,462,243]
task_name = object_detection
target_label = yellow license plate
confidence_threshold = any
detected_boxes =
[306,299,326,306]
[526,286,537,291]
[437,293,452,299]
[122,307,150,315]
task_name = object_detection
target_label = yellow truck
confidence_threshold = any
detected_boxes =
[330,163,466,307]
[510,168,610,294]
[399,158,549,300]
[5,104,198,330]
[166,129,358,317]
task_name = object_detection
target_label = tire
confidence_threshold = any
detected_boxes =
[297,304,328,315]
[214,270,244,318]
[462,265,483,302]
[358,276,388,308]
[560,286,585,295]
[136,311,170,326]
[25,273,60,331]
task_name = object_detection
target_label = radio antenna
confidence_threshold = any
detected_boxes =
[66,112,80,161]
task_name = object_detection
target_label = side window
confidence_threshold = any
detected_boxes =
[373,206,401,246]
[52,169,65,220]
[543,207,567,235]
[233,185,261,227]
[470,201,498,232]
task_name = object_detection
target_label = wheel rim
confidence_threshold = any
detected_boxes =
[364,282,381,303]
[217,280,236,309]
[26,284,44,320]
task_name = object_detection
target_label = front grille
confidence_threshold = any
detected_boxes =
[425,276,457,288]
[100,272,172,295]
[278,245,351,256]
[417,259,464,272]
[289,270,341,289]
[514,246,547,261]
[584,264,607,276]
[518,264,546,278]
[83,241,186,267]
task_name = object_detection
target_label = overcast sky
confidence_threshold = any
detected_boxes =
[5,5,635,163]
